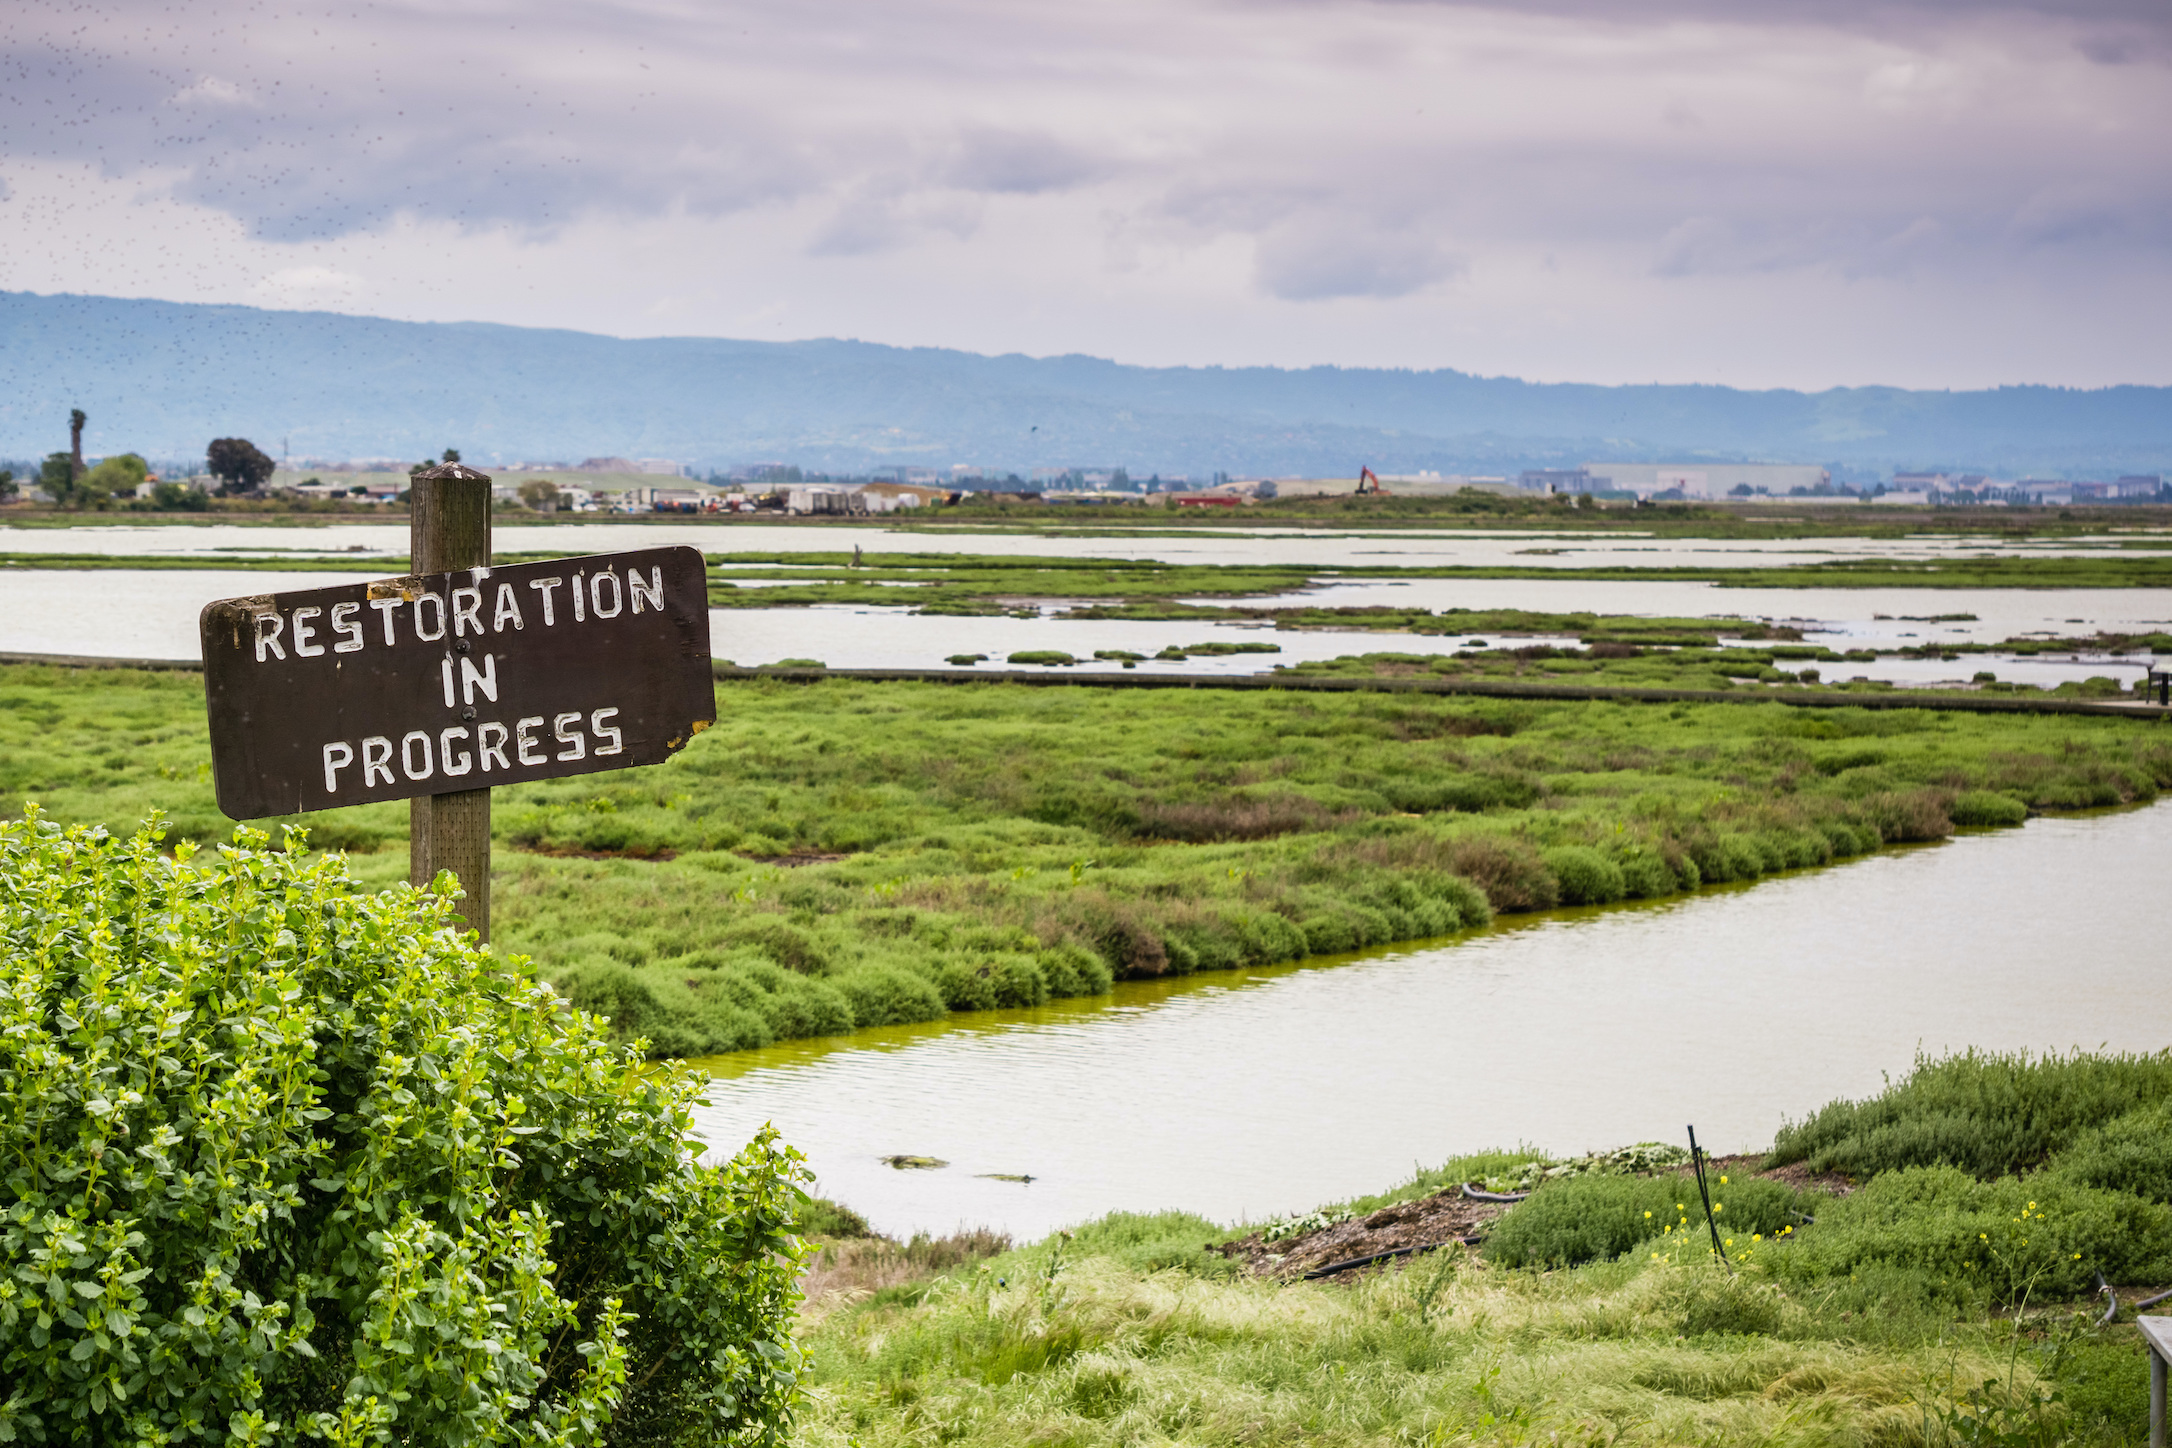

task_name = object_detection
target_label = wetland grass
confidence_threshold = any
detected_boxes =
[6,664,2171,1057]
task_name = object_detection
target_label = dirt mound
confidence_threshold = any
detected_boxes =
[1213,1187,1507,1282]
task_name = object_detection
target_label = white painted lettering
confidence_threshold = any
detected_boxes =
[254,611,287,662]
[527,576,563,625]
[361,736,394,786]
[331,601,363,653]
[628,566,663,614]
[400,730,434,781]
[477,721,511,772]
[440,656,456,708]
[412,592,447,641]
[451,586,484,637]
[492,583,524,632]
[515,716,546,765]
[570,573,586,622]
[553,711,586,761]
[440,727,474,776]
[589,570,623,618]
[460,652,499,704]
[369,596,402,645]
[591,707,623,756]
[291,606,325,657]
[322,740,354,793]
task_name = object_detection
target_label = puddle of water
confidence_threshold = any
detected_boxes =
[689,805,2172,1239]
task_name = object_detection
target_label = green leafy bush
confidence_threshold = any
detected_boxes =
[0,811,808,1445]
[2047,1098,2172,1203]
[1763,1166,2172,1300]
[1541,846,1627,905]
[1483,1173,1813,1269]
[1769,1048,2172,1179]
[1949,790,2030,827]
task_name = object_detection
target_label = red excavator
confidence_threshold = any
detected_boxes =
[1355,466,1389,496]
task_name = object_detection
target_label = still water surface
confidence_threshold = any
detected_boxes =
[2,568,2166,688]
[690,804,2172,1240]
[5,519,2168,567]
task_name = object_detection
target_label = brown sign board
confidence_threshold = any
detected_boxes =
[201,546,715,820]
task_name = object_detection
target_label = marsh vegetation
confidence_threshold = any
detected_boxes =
[6,663,2168,1057]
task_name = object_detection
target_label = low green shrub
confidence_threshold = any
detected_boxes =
[1764,1165,2172,1300]
[0,812,806,1444]
[1483,1173,1814,1269]
[1950,789,2031,827]
[1769,1047,2172,1179]
[798,1196,875,1239]
[1613,847,1676,899]
[1542,845,1627,905]
[1690,832,1767,884]
[2047,1098,2172,1202]
[833,964,949,1027]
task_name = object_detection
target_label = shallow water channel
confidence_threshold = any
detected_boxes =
[689,803,2172,1241]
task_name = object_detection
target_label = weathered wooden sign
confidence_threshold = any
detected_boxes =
[201,546,715,820]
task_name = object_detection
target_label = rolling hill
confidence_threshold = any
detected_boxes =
[2,291,2166,479]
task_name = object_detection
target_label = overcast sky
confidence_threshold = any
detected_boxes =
[4,0,2168,389]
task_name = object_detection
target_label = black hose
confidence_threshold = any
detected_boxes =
[1461,1182,1531,1203]
[2131,1287,2172,1311]
[2097,1271,2119,1327]
[1299,1236,1483,1281]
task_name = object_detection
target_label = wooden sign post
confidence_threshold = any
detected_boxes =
[198,467,716,943]
[408,464,495,934]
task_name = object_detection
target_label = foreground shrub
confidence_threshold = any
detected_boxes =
[0,811,807,1445]
[1764,1165,2172,1300]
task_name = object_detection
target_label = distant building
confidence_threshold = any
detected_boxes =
[1520,469,1592,493]
[1582,463,1829,498]
[579,456,636,472]
[634,459,686,476]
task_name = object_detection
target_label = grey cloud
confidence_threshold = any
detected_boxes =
[4,0,2168,311]
[938,127,1108,195]
[1253,219,1464,300]
[1370,0,2171,38]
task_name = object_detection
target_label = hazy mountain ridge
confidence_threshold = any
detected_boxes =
[1,291,2165,477]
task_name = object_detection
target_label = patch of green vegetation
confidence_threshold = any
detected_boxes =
[9,666,2172,1058]
[1274,645,2157,699]
[1771,1048,2172,1181]
[1484,1173,1819,1270]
